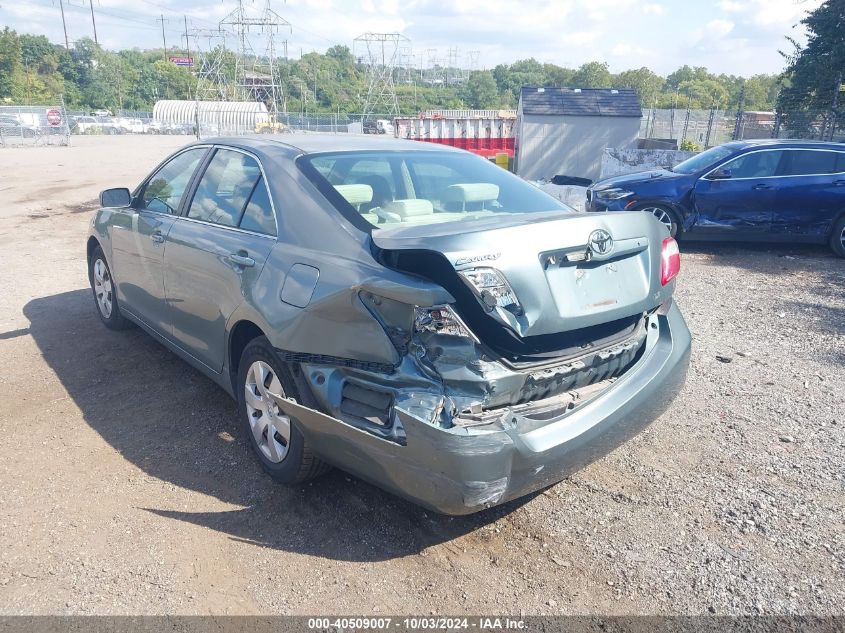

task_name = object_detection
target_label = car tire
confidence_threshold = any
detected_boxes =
[638,204,681,238]
[89,246,131,330]
[237,337,330,484]
[830,215,845,258]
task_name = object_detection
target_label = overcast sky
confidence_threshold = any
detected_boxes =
[3,0,822,76]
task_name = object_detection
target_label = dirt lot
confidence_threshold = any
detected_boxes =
[0,136,843,616]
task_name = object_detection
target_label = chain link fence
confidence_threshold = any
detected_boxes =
[189,110,396,138]
[640,107,843,149]
[0,104,70,147]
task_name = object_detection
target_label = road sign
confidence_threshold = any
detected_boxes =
[169,56,194,67]
[46,108,62,127]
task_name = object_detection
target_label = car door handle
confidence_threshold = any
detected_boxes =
[228,253,255,268]
[150,232,165,244]
[752,183,774,190]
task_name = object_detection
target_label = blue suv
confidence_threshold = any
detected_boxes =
[586,140,845,257]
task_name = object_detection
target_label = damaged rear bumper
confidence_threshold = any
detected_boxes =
[269,303,691,515]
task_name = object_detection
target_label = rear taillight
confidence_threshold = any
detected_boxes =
[660,237,681,285]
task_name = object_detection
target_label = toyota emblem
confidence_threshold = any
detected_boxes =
[588,229,613,256]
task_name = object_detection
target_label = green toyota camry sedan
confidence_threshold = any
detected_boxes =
[88,134,690,514]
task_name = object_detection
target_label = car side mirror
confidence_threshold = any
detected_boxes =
[708,168,732,180]
[100,187,132,207]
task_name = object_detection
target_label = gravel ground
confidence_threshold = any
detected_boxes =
[0,136,843,616]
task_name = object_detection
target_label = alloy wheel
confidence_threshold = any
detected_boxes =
[642,206,676,236]
[92,258,113,318]
[244,360,290,463]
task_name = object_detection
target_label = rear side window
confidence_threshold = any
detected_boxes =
[778,150,840,176]
[722,150,783,179]
[238,176,277,236]
[141,148,206,214]
[188,149,261,227]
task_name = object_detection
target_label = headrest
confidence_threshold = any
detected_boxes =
[383,199,434,218]
[442,183,499,203]
[334,184,373,207]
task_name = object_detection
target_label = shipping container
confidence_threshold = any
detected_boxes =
[394,111,517,158]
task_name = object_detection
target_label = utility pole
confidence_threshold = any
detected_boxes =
[156,15,169,62]
[681,92,692,145]
[58,0,70,50]
[183,15,190,58]
[830,71,842,142]
[23,56,32,104]
[89,0,99,46]
[184,16,192,59]
[732,83,746,141]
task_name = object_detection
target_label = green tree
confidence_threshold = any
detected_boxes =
[0,28,22,99]
[459,70,498,108]
[678,78,729,109]
[543,63,575,87]
[615,67,665,106]
[571,61,611,88]
[665,65,712,91]
[777,0,845,118]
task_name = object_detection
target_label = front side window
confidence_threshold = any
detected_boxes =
[778,150,841,176]
[141,148,206,214]
[301,150,568,229]
[720,150,784,179]
[188,149,262,227]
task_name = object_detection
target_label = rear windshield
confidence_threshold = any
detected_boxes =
[299,150,569,229]
[672,145,735,174]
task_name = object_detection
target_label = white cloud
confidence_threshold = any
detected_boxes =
[566,31,600,46]
[610,43,653,57]
[643,4,665,16]
[717,0,744,12]
[706,19,735,38]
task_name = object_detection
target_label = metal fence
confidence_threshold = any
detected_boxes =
[192,111,397,138]
[640,107,844,149]
[0,104,70,147]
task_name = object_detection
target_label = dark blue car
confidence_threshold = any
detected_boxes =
[585,140,845,257]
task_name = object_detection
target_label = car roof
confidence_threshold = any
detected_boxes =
[200,133,465,155]
[727,139,845,150]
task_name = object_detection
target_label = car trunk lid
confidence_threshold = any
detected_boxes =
[372,211,673,354]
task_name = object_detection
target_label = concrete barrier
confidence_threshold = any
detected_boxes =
[600,147,696,179]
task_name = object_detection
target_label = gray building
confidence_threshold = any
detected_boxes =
[516,87,643,182]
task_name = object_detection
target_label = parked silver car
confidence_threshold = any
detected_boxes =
[88,135,691,514]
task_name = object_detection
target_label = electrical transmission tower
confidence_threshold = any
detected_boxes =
[447,47,459,84]
[466,50,480,75]
[399,43,415,85]
[220,0,290,113]
[422,48,442,86]
[354,33,409,117]
[192,29,233,101]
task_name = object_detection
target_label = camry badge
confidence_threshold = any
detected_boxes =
[588,229,613,256]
